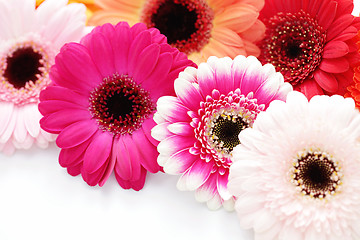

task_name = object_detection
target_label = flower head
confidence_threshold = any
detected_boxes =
[228,91,360,239]
[39,22,195,190]
[258,0,360,99]
[151,56,292,210]
[0,0,87,154]
[88,0,265,63]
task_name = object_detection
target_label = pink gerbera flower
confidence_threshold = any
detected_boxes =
[0,0,87,155]
[39,22,195,190]
[258,0,360,99]
[151,56,292,210]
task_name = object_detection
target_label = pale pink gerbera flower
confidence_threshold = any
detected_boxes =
[151,56,292,210]
[228,91,360,239]
[258,0,360,99]
[39,22,195,190]
[0,0,87,155]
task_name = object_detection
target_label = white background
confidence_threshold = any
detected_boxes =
[0,4,359,240]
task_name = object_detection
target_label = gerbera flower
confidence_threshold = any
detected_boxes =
[36,0,100,21]
[39,22,195,190]
[0,0,87,155]
[228,91,360,239]
[151,56,292,210]
[345,32,360,108]
[258,0,360,99]
[88,0,265,63]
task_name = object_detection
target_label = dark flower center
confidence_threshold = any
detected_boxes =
[89,74,155,135]
[4,47,43,89]
[259,10,326,85]
[291,149,341,199]
[212,117,247,153]
[141,0,214,54]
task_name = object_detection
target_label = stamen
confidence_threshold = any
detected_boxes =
[89,74,155,136]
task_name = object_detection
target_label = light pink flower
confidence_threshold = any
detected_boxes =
[0,0,87,154]
[39,22,195,190]
[229,91,360,239]
[151,56,292,210]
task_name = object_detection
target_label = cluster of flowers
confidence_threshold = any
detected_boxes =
[1,0,360,239]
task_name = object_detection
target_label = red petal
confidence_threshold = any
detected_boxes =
[313,70,339,93]
[323,41,349,58]
[319,57,349,73]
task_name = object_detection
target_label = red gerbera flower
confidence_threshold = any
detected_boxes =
[258,0,360,99]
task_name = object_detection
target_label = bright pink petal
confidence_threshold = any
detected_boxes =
[167,122,194,136]
[38,99,86,116]
[174,78,203,111]
[217,172,232,200]
[132,44,160,83]
[197,62,216,98]
[157,135,195,157]
[82,131,113,174]
[113,23,132,74]
[40,109,91,134]
[319,57,349,73]
[40,86,89,106]
[185,160,214,191]
[56,120,98,149]
[141,118,159,146]
[132,129,161,173]
[114,136,141,181]
[114,166,147,191]
[87,32,116,77]
[156,96,191,123]
[128,31,152,77]
[164,148,198,174]
[67,161,83,176]
[81,161,108,186]
[313,70,339,93]
[323,41,349,58]
[59,138,90,168]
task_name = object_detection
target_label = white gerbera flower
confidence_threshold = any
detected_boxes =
[0,0,87,154]
[228,91,360,240]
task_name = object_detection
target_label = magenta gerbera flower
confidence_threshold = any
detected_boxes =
[151,56,292,210]
[39,22,195,190]
[258,0,360,99]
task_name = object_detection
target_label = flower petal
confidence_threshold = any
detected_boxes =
[56,120,98,148]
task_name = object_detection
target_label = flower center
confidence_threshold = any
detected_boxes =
[4,47,43,89]
[141,0,214,54]
[259,10,326,85]
[89,74,155,136]
[0,38,54,105]
[191,89,264,175]
[290,148,342,199]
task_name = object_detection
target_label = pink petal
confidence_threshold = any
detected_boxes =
[56,120,98,149]
[98,147,116,187]
[114,166,147,191]
[86,32,115,77]
[151,122,172,141]
[128,31,152,75]
[141,118,159,146]
[82,131,113,173]
[13,106,27,143]
[319,57,349,73]
[323,41,349,58]
[164,148,197,174]
[131,44,160,83]
[194,173,218,202]
[38,100,86,116]
[40,109,91,134]
[113,24,132,74]
[0,102,14,136]
[313,70,339,93]
[40,85,88,106]
[0,107,17,144]
[157,135,195,156]
[59,139,91,168]
[23,104,41,138]
[132,129,161,173]
[217,172,232,200]
[156,96,191,123]
[167,122,194,136]
[186,160,214,191]
[174,78,203,111]
[197,62,216,98]
[67,162,82,176]
[114,136,141,181]
[81,161,108,186]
